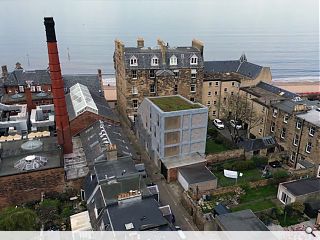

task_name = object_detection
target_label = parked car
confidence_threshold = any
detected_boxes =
[230,120,242,129]
[213,119,225,129]
[269,160,282,168]
[135,163,147,178]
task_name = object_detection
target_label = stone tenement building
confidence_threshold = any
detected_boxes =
[202,54,272,119]
[114,38,204,121]
[267,98,320,171]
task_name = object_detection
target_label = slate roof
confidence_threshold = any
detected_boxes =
[124,46,203,69]
[204,54,263,79]
[296,108,320,127]
[107,196,170,231]
[271,99,320,114]
[215,209,269,231]
[213,203,231,216]
[4,69,51,86]
[178,163,216,184]
[282,178,320,196]
[237,136,276,152]
[256,82,297,99]
[63,74,118,123]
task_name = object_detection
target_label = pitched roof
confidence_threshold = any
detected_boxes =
[5,69,51,86]
[204,55,263,79]
[282,178,320,196]
[237,136,276,152]
[256,82,297,99]
[215,209,269,231]
[271,99,320,114]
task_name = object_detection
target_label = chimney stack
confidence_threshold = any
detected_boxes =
[15,62,23,70]
[44,17,73,154]
[192,39,204,57]
[25,87,33,112]
[1,65,8,79]
[137,37,144,48]
[157,38,167,65]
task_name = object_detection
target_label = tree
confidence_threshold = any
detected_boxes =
[220,93,263,143]
[0,207,39,230]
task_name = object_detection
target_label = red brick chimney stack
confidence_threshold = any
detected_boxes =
[44,17,73,154]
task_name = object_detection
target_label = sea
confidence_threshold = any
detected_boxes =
[0,0,319,81]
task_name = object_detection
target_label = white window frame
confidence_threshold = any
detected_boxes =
[290,152,296,163]
[130,56,138,66]
[213,101,217,105]
[18,85,24,92]
[191,69,197,78]
[208,91,211,96]
[209,82,212,87]
[190,54,198,65]
[190,84,196,93]
[280,128,286,139]
[132,70,137,79]
[149,69,155,78]
[132,86,138,95]
[132,100,138,109]
[174,70,179,78]
[309,126,315,136]
[174,84,178,93]
[207,101,211,106]
[170,55,177,66]
[36,85,42,92]
[30,86,36,92]
[283,114,289,123]
[270,122,275,132]
[212,111,216,116]
[259,129,262,134]
[224,88,227,92]
[305,142,312,153]
[272,108,278,118]
[293,134,299,146]
[296,120,302,129]
[150,84,155,93]
[215,82,219,86]
[151,56,159,66]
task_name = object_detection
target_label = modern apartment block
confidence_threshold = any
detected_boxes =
[136,95,208,181]
[202,54,272,119]
[268,98,320,170]
[114,38,204,121]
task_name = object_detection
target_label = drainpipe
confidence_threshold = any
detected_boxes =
[294,118,304,169]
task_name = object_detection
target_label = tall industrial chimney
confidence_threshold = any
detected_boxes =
[44,17,73,154]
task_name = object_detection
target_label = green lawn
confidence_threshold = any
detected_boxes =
[205,139,229,154]
[214,168,263,187]
[232,199,276,212]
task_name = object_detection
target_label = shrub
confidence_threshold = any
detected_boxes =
[233,160,255,171]
[0,207,39,230]
[207,128,218,138]
[291,202,304,214]
[273,169,289,180]
[251,156,268,167]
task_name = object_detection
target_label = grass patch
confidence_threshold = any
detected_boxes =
[205,139,230,154]
[232,199,276,212]
[214,168,262,187]
[150,96,202,112]
[240,185,278,203]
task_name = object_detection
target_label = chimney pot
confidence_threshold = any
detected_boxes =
[15,62,23,70]
[137,37,144,48]
[192,39,204,57]
[1,65,8,79]
[44,17,57,42]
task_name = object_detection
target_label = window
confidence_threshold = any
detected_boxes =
[283,114,289,123]
[190,84,196,92]
[309,126,315,136]
[36,86,42,92]
[174,70,179,78]
[305,142,312,153]
[190,55,198,65]
[213,101,217,105]
[212,111,216,115]
[223,97,227,103]
[151,56,159,66]
[281,192,291,204]
[191,69,197,78]
[174,85,178,94]
[293,134,299,146]
[262,107,265,113]
[296,120,302,129]
[232,82,235,86]
[215,82,219,86]
[18,86,24,92]
[207,101,211,106]
[214,91,218,95]
[260,119,264,124]
[170,55,177,66]
[48,87,51,92]
[94,206,98,218]
[133,100,138,109]
[190,97,195,102]
[150,84,155,93]
[270,122,275,132]
[132,70,137,79]
[290,152,296,163]
[259,129,262,134]
[132,86,138,95]
[272,108,278,117]
[224,88,227,92]
[231,92,234,95]
[149,69,155,78]
[208,91,211,96]
[280,127,286,139]
[30,86,36,92]
[209,82,212,87]
[130,56,138,66]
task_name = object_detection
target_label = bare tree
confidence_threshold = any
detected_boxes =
[220,93,263,143]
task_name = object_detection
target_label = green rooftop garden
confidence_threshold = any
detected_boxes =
[150,96,202,112]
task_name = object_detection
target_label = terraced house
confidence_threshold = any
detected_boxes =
[114,38,204,121]
[202,54,272,119]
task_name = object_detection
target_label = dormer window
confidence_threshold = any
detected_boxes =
[190,54,198,65]
[151,56,159,66]
[170,55,177,66]
[130,56,138,66]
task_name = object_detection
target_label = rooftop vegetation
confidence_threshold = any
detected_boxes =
[150,96,202,112]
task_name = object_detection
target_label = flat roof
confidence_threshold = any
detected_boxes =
[149,95,203,112]
[0,137,62,177]
[282,178,320,196]
[161,153,206,169]
[216,209,269,231]
[178,163,216,184]
[296,108,320,127]
[70,211,92,231]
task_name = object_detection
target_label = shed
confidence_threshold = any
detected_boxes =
[213,203,231,217]
[304,201,320,218]
[177,163,217,193]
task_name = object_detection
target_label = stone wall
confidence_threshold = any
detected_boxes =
[205,149,245,165]
[0,167,83,209]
